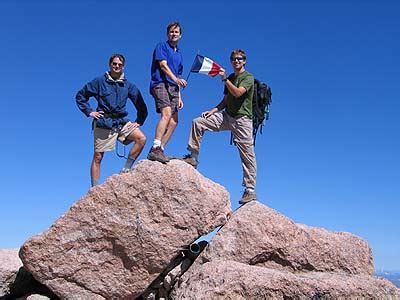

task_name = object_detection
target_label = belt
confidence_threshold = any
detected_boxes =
[103,112,127,119]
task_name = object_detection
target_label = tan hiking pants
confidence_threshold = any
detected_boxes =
[187,111,257,190]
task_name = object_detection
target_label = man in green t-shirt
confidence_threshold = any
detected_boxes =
[183,49,257,205]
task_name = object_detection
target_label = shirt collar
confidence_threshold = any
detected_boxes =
[167,40,179,51]
[105,72,125,82]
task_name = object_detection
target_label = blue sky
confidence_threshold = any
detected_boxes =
[0,0,399,271]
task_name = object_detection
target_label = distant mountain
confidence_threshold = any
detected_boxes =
[376,271,400,288]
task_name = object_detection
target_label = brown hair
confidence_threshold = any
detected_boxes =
[167,21,182,34]
[109,53,126,65]
[230,49,247,61]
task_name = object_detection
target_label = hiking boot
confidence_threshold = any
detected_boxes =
[182,154,198,168]
[165,155,178,160]
[120,168,131,174]
[239,190,257,205]
[147,146,170,164]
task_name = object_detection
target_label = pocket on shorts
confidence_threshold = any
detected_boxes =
[117,122,135,144]
[151,84,164,97]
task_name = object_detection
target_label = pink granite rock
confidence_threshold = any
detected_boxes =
[19,159,231,299]
[172,260,400,299]
[201,201,373,275]
[0,249,22,297]
[0,249,55,299]
[171,201,399,298]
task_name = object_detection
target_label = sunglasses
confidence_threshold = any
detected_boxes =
[231,57,245,62]
[112,62,124,67]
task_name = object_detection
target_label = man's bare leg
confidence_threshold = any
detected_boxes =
[90,152,104,186]
[161,111,178,149]
[121,129,147,172]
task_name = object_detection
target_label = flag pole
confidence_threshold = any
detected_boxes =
[185,50,200,83]
[185,70,192,83]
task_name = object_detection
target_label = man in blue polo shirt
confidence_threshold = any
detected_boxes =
[147,21,187,163]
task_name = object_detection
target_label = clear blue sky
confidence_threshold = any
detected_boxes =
[1,0,399,271]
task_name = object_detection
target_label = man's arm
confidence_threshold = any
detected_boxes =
[128,84,148,125]
[159,60,187,87]
[158,58,185,108]
[224,79,247,98]
[178,90,184,109]
[219,68,247,98]
[75,78,102,118]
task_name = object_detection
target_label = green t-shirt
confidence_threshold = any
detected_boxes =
[224,70,254,118]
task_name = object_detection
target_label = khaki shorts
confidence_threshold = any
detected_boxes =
[93,121,136,152]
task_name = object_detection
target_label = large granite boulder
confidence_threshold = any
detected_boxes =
[200,201,373,274]
[172,201,400,299]
[0,249,55,299]
[171,260,399,299]
[19,160,231,299]
[0,249,22,297]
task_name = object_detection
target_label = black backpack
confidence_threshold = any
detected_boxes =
[230,79,272,146]
[252,79,272,145]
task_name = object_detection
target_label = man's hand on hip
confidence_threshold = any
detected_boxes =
[89,111,104,119]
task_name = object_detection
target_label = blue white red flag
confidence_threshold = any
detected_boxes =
[190,54,222,77]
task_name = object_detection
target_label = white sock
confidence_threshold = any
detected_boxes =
[152,139,161,149]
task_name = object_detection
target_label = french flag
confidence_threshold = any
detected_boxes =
[190,54,222,77]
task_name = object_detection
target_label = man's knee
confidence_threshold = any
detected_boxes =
[192,117,205,129]
[192,117,201,126]
[137,133,147,147]
[93,152,104,164]
[160,107,172,120]
[169,116,178,129]
[128,130,147,147]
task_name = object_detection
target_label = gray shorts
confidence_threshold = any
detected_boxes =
[151,82,179,113]
[93,121,136,152]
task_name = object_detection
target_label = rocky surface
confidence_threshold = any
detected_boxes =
[0,249,22,297]
[16,295,51,300]
[200,202,373,275]
[19,160,231,299]
[172,201,400,299]
[8,159,399,299]
[171,259,400,299]
[0,249,55,299]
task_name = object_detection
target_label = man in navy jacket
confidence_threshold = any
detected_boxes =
[76,53,148,187]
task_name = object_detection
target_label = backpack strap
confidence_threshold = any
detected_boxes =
[230,132,235,145]
[253,124,259,146]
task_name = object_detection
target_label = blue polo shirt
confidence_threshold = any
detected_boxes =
[150,41,183,90]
